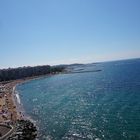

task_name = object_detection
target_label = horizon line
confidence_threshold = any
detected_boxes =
[0,57,140,70]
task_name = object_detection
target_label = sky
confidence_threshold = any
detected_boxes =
[0,0,140,68]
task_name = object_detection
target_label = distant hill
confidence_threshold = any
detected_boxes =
[0,65,65,82]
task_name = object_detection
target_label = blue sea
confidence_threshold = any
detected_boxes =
[17,59,140,140]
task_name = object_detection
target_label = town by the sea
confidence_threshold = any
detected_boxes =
[16,59,140,140]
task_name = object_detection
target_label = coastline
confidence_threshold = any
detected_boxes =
[13,83,38,124]
[0,76,44,132]
[0,73,64,139]
[0,74,57,133]
[0,77,41,139]
[9,76,45,120]
[12,84,26,121]
[0,80,22,123]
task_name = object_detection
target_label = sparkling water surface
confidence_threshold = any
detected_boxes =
[17,59,140,140]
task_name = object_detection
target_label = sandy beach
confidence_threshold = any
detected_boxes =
[0,77,41,139]
[0,74,50,124]
[0,78,34,124]
[0,80,23,123]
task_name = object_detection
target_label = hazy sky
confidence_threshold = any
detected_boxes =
[0,0,140,68]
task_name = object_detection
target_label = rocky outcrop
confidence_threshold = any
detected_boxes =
[7,120,37,140]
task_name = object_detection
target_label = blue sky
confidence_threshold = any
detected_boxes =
[0,0,140,68]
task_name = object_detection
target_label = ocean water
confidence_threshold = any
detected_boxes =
[17,59,140,140]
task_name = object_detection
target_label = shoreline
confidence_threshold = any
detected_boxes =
[12,84,27,121]
[0,79,40,139]
[0,73,64,139]
[13,84,38,124]
[0,76,42,132]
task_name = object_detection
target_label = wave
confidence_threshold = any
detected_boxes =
[15,92,21,104]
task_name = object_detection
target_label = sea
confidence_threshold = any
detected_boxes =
[16,58,140,140]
